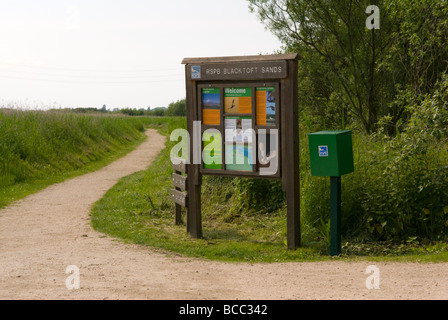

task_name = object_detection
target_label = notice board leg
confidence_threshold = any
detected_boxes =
[175,204,182,225]
[330,176,342,256]
[286,190,301,250]
[188,185,202,238]
[285,145,300,250]
[187,163,202,239]
[284,59,301,250]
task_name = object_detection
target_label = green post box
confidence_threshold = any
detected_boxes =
[308,130,354,177]
[307,130,354,256]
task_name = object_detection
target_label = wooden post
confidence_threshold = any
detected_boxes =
[185,65,203,239]
[282,59,301,250]
[175,202,182,225]
[330,176,342,256]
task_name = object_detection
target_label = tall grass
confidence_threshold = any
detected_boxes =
[0,109,153,207]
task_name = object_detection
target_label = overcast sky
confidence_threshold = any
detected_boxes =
[0,0,282,110]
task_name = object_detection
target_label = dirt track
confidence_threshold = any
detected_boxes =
[1,129,447,300]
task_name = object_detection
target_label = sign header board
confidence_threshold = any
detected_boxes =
[187,61,288,81]
[186,61,288,81]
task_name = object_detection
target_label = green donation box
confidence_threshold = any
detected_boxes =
[307,130,354,256]
[308,130,354,177]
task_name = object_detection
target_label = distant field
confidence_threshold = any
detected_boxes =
[0,109,156,208]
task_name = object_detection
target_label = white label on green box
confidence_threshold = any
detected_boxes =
[319,146,328,157]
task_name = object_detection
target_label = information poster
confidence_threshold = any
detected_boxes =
[203,132,222,170]
[224,116,253,171]
[257,133,278,173]
[202,88,220,125]
[256,87,276,125]
[224,87,252,114]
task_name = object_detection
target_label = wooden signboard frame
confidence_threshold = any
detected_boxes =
[181,54,300,250]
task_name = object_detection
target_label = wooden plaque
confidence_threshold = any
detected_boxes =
[172,189,188,207]
[172,173,188,191]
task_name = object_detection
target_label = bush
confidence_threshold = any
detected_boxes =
[322,75,448,242]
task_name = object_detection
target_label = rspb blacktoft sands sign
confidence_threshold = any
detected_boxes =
[179,54,300,250]
[187,61,288,81]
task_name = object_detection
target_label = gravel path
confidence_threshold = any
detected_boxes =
[1,129,447,300]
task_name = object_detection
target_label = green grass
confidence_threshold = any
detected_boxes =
[91,170,323,262]
[91,118,448,263]
[0,109,156,208]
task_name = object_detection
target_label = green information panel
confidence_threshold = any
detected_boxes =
[203,131,222,170]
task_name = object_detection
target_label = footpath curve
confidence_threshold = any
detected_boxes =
[1,129,447,300]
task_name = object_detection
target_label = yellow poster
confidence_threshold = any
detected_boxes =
[202,109,220,125]
[256,90,267,125]
[224,88,252,114]
[256,87,276,125]
[202,88,220,125]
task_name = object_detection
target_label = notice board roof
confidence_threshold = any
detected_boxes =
[181,53,300,64]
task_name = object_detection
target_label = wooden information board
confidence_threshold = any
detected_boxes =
[180,54,301,250]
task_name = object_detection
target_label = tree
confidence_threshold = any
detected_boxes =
[248,0,448,134]
[248,0,389,133]
[148,107,166,116]
[165,99,186,117]
[378,1,448,134]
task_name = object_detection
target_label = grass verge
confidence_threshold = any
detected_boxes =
[0,110,152,208]
[91,119,448,263]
